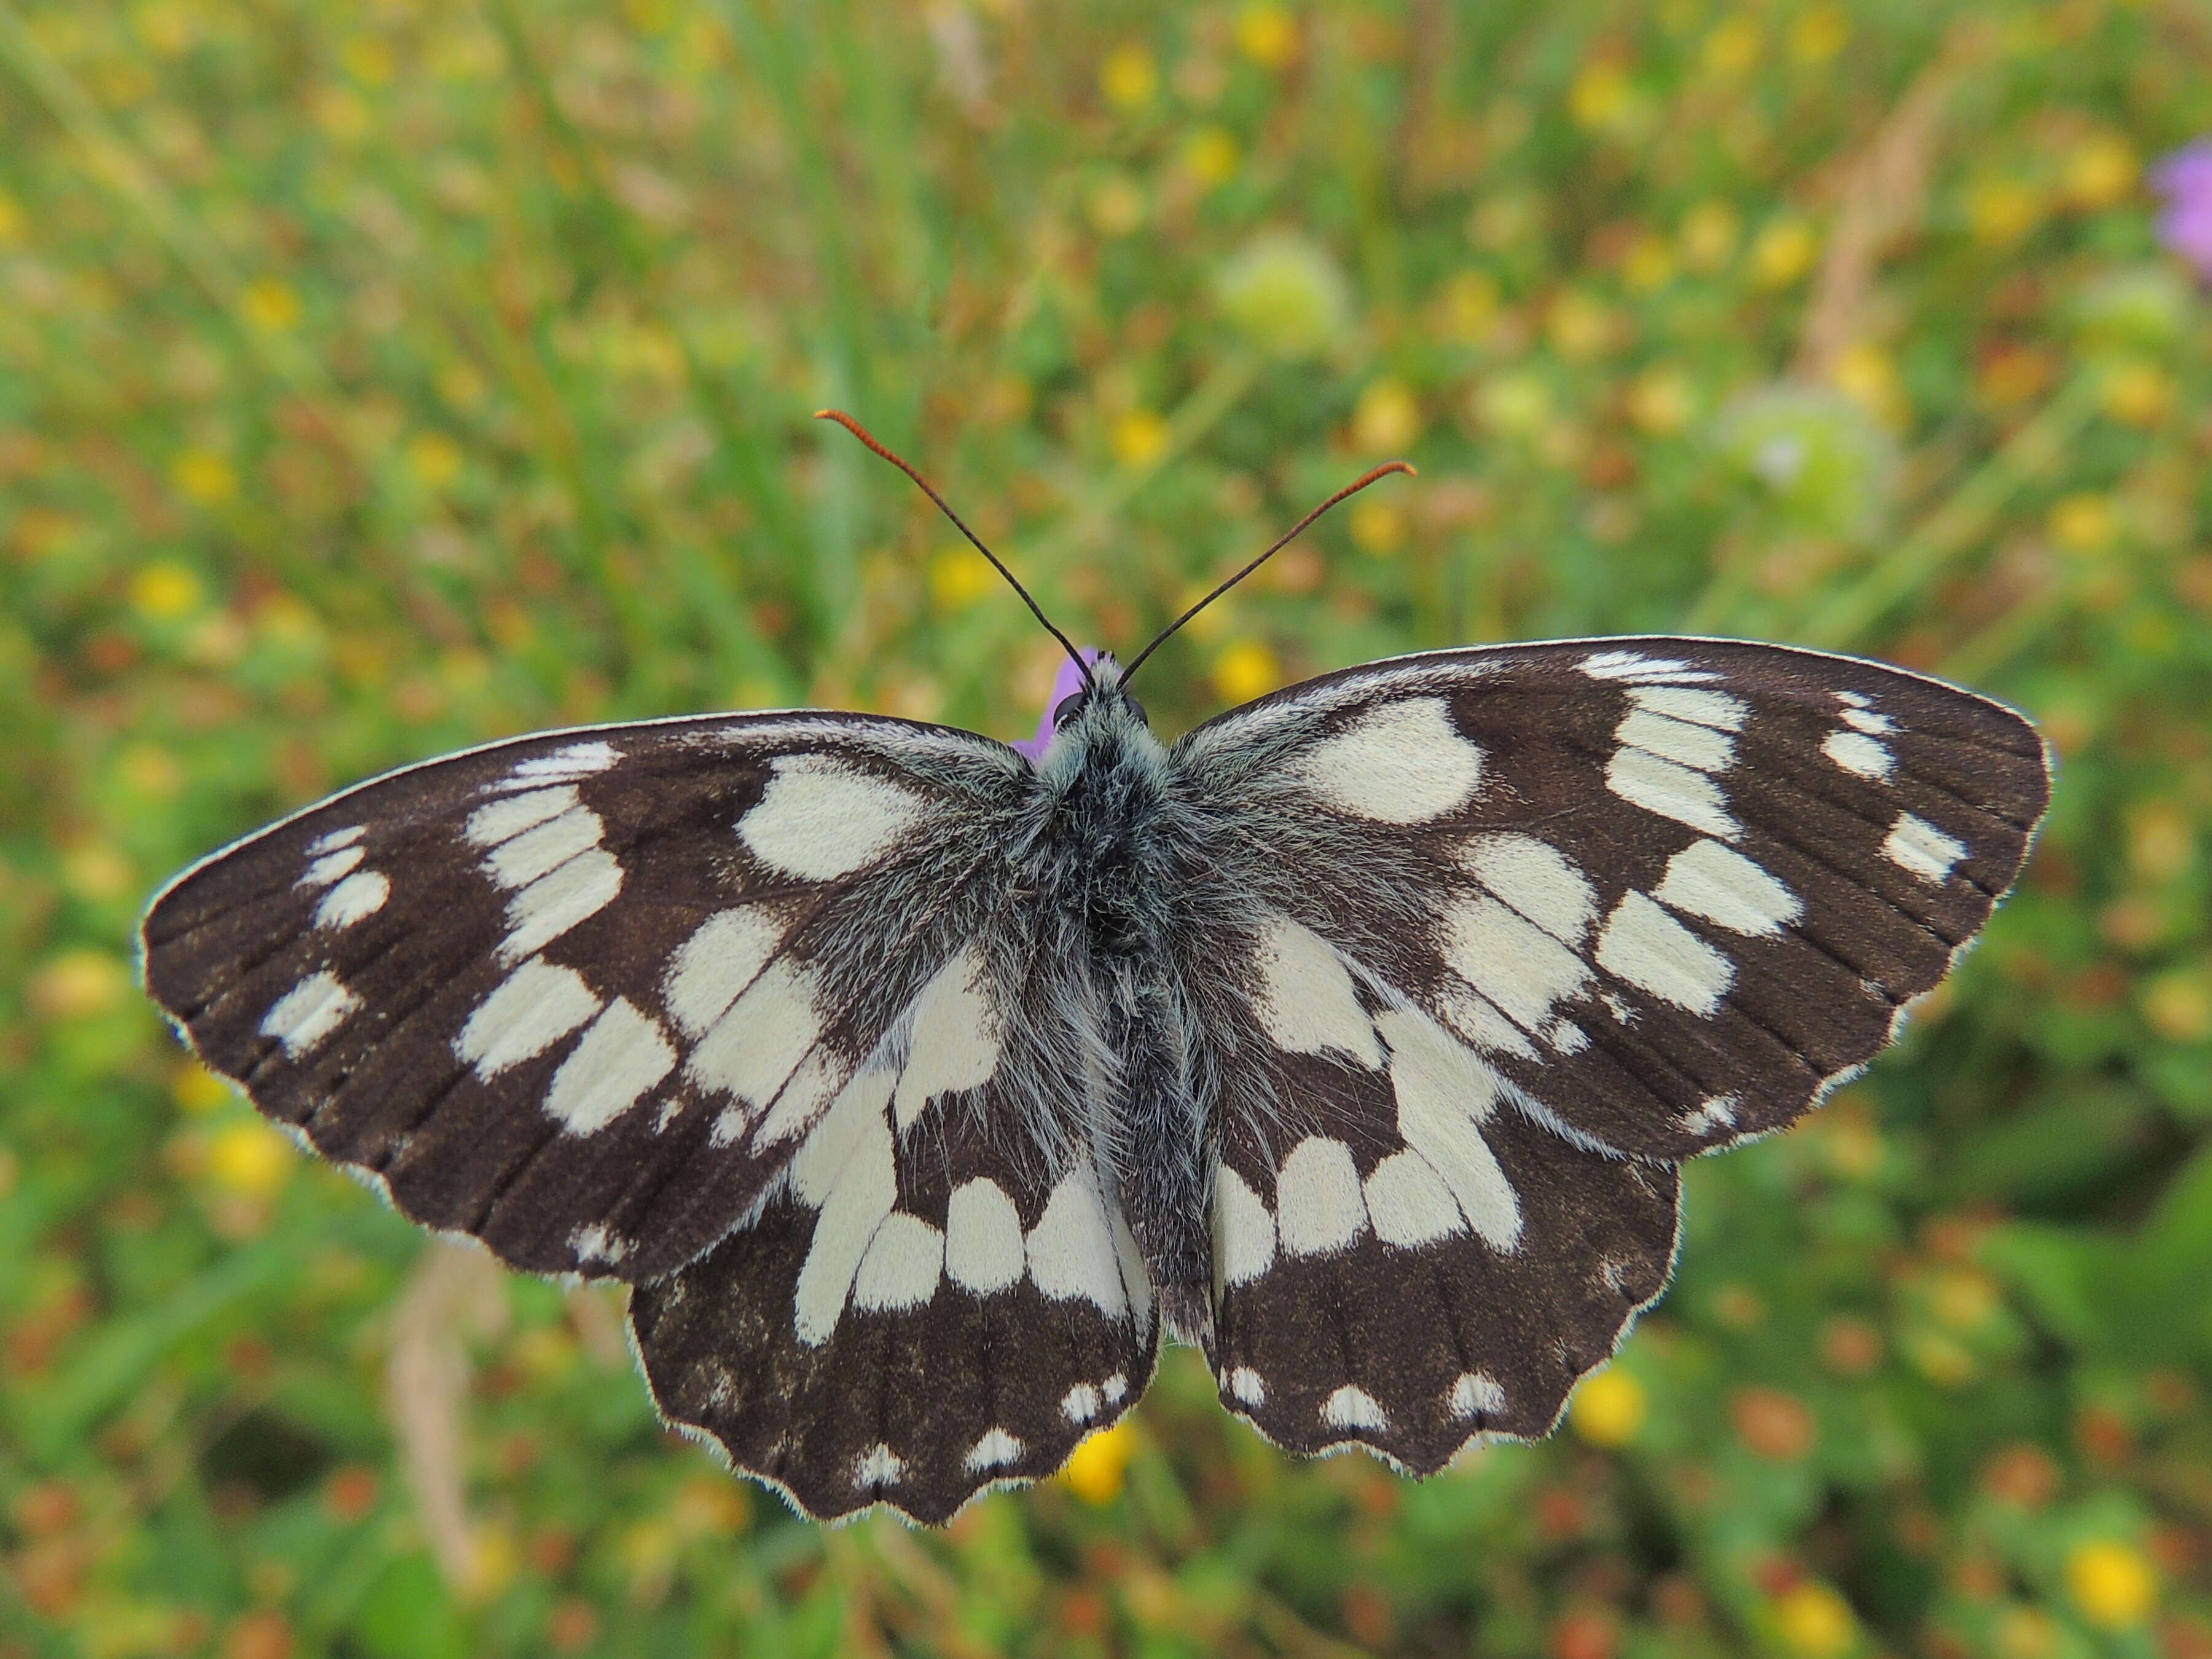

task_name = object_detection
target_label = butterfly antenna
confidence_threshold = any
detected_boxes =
[1117,460,1416,688]
[814,409,1092,686]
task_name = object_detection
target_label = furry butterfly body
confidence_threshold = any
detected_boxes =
[143,635,2048,1522]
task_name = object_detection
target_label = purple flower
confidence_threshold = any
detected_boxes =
[2151,139,2212,281]
[1012,648,1106,760]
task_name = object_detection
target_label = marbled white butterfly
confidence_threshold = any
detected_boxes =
[142,414,2050,1523]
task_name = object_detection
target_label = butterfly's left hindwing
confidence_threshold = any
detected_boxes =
[141,714,1032,1283]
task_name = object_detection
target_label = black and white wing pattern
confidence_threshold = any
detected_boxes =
[141,711,1151,1520]
[1178,637,2048,1464]
[633,1069,1155,1524]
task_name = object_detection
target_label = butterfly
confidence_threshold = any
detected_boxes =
[141,413,2051,1524]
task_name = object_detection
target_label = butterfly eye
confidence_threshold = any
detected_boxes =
[1052,695,1084,729]
[1126,696,1149,724]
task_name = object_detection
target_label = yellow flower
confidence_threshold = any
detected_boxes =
[929,546,997,610]
[2064,135,2137,210]
[0,189,24,246]
[1182,127,1239,187]
[1701,17,1761,77]
[342,33,395,85]
[1060,1419,1135,1503]
[313,85,372,144]
[172,1063,237,1115]
[2144,968,2212,1044]
[1099,44,1157,111]
[1751,218,1818,288]
[1235,3,1298,69]
[61,843,134,903]
[2100,361,2173,428]
[1213,640,1281,704]
[1438,270,1500,342]
[1353,378,1421,453]
[2048,493,2115,555]
[1680,200,1740,270]
[171,449,237,506]
[1472,372,1551,437]
[1791,6,1850,63]
[1086,175,1147,237]
[2066,1540,2157,1630]
[1112,409,1169,467]
[1350,500,1406,557]
[1568,61,1633,132]
[1969,179,2042,247]
[1773,1582,1856,1658]
[1569,1368,1646,1446]
[1830,342,1907,428]
[206,1120,295,1200]
[1931,1269,1998,1330]
[1545,291,1617,361]
[1627,367,1696,436]
[30,949,130,1022]
[241,278,300,333]
[2129,803,2195,881]
[1994,1606,2059,1659]
[1622,235,1673,290]
[131,561,205,620]
[407,432,464,489]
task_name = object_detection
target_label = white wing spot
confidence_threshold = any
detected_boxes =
[1683,1094,1741,1135]
[543,997,676,1134]
[853,1445,904,1489]
[485,806,603,891]
[1842,705,1896,735]
[1606,747,1739,840]
[892,946,1002,1129]
[665,905,790,1038]
[1226,1367,1267,1407]
[1102,1373,1128,1404]
[740,755,928,880]
[1626,685,1747,730]
[457,958,601,1078]
[297,845,363,888]
[1581,651,1722,683]
[1460,833,1599,946]
[1653,839,1802,936]
[1617,708,1736,774]
[498,849,623,963]
[1596,892,1735,1015]
[853,1213,944,1312]
[503,742,619,785]
[1274,1137,1369,1258]
[1443,893,1592,1032]
[1249,916,1381,1067]
[259,971,361,1057]
[1027,1173,1129,1315]
[1213,1165,1277,1287]
[1293,697,1484,823]
[1823,729,1894,780]
[687,959,823,1132]
[315,869,390,930]
[1449,1372,1507,1418]
[570,1223,629,1266]
[945,1177,1027,1295]
[1322,1386,1389,1432]
[1363,1150,1466,1248]
[1376,1010,1522,1251]
[789,1072,898,1345]
[465,785,578,848]
[1062,1383,1102,1424]
[1885,813,1968,882]
[307,825,363,853]
[964,1429,1024,1473]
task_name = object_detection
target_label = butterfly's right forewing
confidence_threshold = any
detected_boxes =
[143,713,1028,1283]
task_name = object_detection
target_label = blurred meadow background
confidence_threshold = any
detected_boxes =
[4,0,2212,1654]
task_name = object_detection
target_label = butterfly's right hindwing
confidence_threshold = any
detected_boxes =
[141,715,1028,1283]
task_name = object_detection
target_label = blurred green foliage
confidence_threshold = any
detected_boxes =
[3,0,2211,1655]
